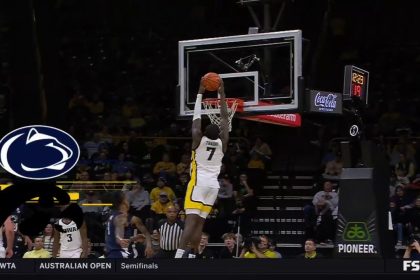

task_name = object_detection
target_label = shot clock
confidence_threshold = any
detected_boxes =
[343,65,369,105]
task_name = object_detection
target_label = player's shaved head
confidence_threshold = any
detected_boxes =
[204,124,220,140]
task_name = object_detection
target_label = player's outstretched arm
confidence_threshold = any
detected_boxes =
[192,77,205,149]
[131,216,153,258]
[114,214,129,248]
[219,79,229,153]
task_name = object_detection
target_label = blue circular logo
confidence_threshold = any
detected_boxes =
[0,125,80,180]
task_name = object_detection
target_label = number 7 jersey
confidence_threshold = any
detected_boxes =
[191,136,224,189]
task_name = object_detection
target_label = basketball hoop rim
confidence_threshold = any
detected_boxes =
[202,98,244,113]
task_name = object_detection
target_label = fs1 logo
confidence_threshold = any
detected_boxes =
[0,125,80,180]
[403,260,420,271]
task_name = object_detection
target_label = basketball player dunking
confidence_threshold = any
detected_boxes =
[175,77,228,258]
[0,216,15,258]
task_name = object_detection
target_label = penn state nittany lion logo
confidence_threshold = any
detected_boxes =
[0,125,80,180]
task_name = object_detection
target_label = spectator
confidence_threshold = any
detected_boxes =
[96,125,113,145]
[151,191,175,222]
[395,153,416,180]
[321,143,340,167]
[247,153,265,170]
[176,153,191,175]
[232,173,257,236]
[155,205,184,258]
[112,153,135,177]
[83,133,105,159]
[87,94,105,116]
[122,97,140,118]
[118,141,138,163]
[225,146,249,179]
[153,153,176,176]
[196,232,214,259]
[395,168,411,189]
[268,238,282,258]
[390,186,414,245]
[390,134,416,164]
[324,152,344,177]
[91,150,112,177]
[79,191,103,214]
[219,233,239,258]
[129,111,146,130]
[403,239,420,260]
[407,196,420,237]
[150,175,176,203]
[303,181,339,244]
[150,229,161,257]
[298,238,324,259]
[239,235,279,258]
[405,175,420,192]
[217,174,235,219]
[233,174,254,199]
[69,170,93,195]
[126,179,151,222]
[142,173,155,192]
[41,224,55,255]
[250,137,272,162]
[173,173,189,198]
[22,237,51,258]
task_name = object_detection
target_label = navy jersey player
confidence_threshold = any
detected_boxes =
[105,192,153,258]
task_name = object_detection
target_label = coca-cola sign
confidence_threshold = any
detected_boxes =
[309,90,342,114]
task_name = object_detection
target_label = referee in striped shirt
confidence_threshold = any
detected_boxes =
[155,204,184,258]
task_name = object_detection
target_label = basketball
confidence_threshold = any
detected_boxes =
[202,72,221,91]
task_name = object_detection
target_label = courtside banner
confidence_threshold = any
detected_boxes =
[0,259,385,274]
[334,169,381,258]
[239,113,301,127]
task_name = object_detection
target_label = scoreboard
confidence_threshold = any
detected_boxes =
[343,65,369,105]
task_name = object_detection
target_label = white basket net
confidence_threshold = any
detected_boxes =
[202,98,241,132]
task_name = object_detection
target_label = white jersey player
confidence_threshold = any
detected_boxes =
[0,216,14,258]
[52,218,88,258]
[175,77,229,258]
